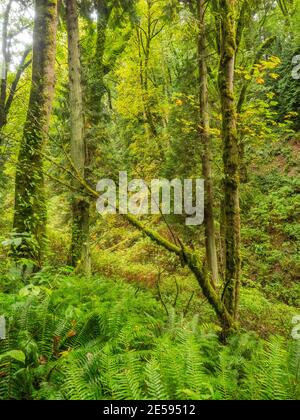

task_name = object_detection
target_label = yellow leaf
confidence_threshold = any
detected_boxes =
[270,73,279,79]
[67,330,77,338]
[59,351,71,358]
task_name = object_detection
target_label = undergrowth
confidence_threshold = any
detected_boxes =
[0,275,299,400]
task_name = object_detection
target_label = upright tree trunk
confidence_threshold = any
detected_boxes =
[13,0,57,269]
[91,0,111,124]
[198,0,219,288]
[66,0,110,273]
[0,1,32,178]
[142,0,158,138]
[218,0,241,321]
[0,0,12,177]
[0,0,12,134]
[66,0,90,274]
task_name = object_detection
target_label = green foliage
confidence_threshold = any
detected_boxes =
[0,0,300,402]
[275,48,300,130]
[241,135,300,307]
[0,275,299,400]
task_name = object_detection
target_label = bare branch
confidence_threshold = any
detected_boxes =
[5,48,32,116]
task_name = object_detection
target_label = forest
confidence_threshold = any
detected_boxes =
[0,0,299,401]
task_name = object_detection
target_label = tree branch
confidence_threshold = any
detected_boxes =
[4,48,32,117]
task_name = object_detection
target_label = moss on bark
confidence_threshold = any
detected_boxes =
[13,0,58,269]
[218,0,241,320]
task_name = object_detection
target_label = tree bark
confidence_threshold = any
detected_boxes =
[13,0,58,269]
[66,0,90,274]
[0,0,12,133]
[90,0,111,124]
[218,0,241,320]
[198,0,219,288]
[0,2,32,177]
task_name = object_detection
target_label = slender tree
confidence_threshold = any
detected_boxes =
[198,0,219,287]
[0,0,13,134]
[66,0,90,274]
[13,0,58,269]
[90,0,113,123]
[217,0,241,320]
[0,0,32,175]
[136,0,158,137]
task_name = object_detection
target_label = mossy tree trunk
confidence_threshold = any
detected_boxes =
[198,0,219,288]
[218,0,241,321]
[66,0,90,274]
[13,0,58,269]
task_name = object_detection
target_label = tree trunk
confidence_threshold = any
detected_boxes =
[0,0,12,177]
[66,0,90,274]
[218,0,241,321]
[198,0,219,288]
[90,0,111,124]
[13,0,58,269]
[0,0,12,134]
[142,1,158,138]
[0,2,32,177]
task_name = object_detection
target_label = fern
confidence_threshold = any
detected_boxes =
[145,359,169,399]
[1,275,299,400]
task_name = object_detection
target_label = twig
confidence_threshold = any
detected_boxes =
[183,291,195,317]
[156,270,169,316]
[173,277,180,308]
[44,172,82,194]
